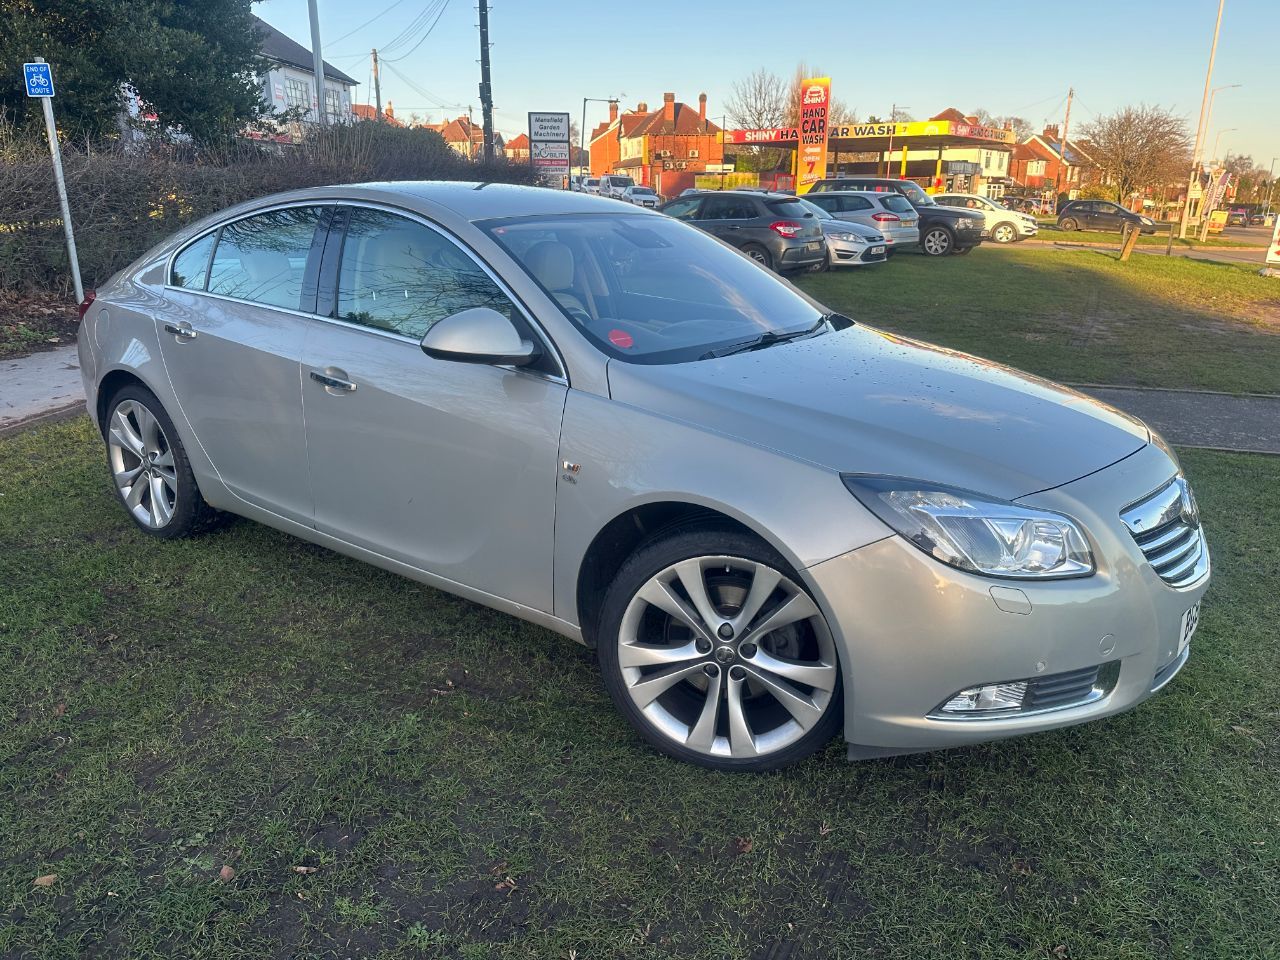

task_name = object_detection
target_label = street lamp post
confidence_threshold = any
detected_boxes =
[1210,127,1237,167]
[1179,0,1226,239]
[581,96,621,183]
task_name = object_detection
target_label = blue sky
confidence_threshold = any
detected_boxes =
[256,0,1279,169]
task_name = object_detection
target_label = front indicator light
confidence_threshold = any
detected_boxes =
[843,476,1095,579]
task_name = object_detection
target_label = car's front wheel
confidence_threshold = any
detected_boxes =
[597,528,843,771]
[991,222,1018,244]
[920,226,955,256]
[104,383,216,539]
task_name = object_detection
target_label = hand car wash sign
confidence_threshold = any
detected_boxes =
[796,77,831,194]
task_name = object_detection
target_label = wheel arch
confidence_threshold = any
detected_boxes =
[95,367,155,434]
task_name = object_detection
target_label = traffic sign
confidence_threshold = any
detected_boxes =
[24,62,55,98]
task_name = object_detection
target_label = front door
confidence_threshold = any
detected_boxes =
[158,205,329,524]
[697,194,758,251]
[300,206,567,611]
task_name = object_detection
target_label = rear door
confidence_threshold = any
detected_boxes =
[158,205,329,524]
[698,195,758,250]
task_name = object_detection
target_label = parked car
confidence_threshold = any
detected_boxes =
[79,182,1209,771]
[809,177,985,255]
[1249,211,1267,225]
[679,187,702,197]
[569,175,582,193]
[622,185,661,208]
[599,174,635,200]
[796,199,887,269]
[1226,209,1248,227]
[804,190,921,253]
[582,177,601,196]
[1057,200,1156,234]
[658,189,826,272]
[933,193,1039,244]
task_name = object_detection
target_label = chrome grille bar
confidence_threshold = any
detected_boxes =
[1120,477,1208,588]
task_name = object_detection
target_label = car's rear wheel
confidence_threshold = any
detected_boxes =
[991,222,1018,244]
[104,384,216,539]
[1059,217,1079,232]
[741,243,773,270]
[597,528,843,771]
[920,226,954,256]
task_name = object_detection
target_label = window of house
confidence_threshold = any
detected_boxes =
[208,206,326,310]
[170,232,217,290]
[688,149,699,158]
[284,77,311,116]
[335,208,516,340]
[324,87,342,123]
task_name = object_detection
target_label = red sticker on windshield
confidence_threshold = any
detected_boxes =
[608,329,634,349]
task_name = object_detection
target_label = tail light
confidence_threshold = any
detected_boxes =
[871,212,901,223]
[77,290,97,320]
[769,220,802,238]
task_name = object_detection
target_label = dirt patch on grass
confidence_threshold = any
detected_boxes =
[0,291,78,360]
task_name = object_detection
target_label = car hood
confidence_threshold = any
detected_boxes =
[607,325,1149,500]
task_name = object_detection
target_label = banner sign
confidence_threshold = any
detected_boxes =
[528,111,571,188]
[1267,216,1280,268]
[1202,172,1232,215]
[795,77,830,195]
[725,118,1017,147]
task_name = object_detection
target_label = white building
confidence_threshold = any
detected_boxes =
[255,16,357,134]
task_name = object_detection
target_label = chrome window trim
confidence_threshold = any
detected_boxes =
[161,197,568,385]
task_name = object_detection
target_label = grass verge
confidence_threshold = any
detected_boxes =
[1,419,1278,958]
[798,246,1280,394]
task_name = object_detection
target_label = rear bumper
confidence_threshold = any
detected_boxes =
[779,241,827,267]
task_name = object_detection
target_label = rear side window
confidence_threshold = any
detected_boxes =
[702,196,756,220]
[766,199,811,218]
[208,207,326,310]
[879,195,915,214]
[662,197,701,220]
[170,232,216,290]
[335,208,515,340]
[843,196,874,211]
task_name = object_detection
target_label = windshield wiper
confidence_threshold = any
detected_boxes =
[699,316,828,360]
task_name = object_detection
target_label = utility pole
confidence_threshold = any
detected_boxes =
[1055,87,1073,203]
[477,0,495,161]
[371,49,383,121]
[307,0,327,126]
[1181,0,1226,238]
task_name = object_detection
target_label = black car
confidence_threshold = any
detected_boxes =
[1057,200,1156,234]
[808,177,985,256]
[657,191,826,273]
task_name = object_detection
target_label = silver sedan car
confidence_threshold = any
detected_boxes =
[78,182,1209,771]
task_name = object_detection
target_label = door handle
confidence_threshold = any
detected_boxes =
[309,370,357,393]
[163,322,197,341]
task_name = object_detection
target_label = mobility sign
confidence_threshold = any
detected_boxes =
[795,77,830,195]
[24,62,55,97]
[528,111,571,188]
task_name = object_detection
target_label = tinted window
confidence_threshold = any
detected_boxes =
[208,207,325,309]
[702,196,757,220]
[170,232,216,290]
[661,197,702,220]
[806,195,840,212]
[486,214,824,365]
[879,195,915,214]
[765,198,813,219]
[336,208,515,340]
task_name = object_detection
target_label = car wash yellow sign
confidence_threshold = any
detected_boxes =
[795,77,831,194]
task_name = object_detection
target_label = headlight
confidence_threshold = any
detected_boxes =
[843,476,1095,579]
[829,232,863,242]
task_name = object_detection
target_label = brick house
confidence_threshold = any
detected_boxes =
[351,102,405,127]
[1010,125,1095,197]
[590,92,723,197]
[506,132,530,161]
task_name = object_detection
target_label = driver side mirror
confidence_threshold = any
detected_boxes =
[420,307,540,367]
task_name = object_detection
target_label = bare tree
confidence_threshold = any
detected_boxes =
[1079,104,1190,202]
[726,67,789,130]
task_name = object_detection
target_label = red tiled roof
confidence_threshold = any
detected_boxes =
[352,103,404,127]
[629,102,719,138]
[507,132,529,149]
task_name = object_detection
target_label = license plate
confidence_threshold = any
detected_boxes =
[806,242,822,253]
[1178,601,1200,655]
[901,219,916,227]
[870,245,886,255]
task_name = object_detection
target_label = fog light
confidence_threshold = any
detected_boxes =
[940,681,1028,714]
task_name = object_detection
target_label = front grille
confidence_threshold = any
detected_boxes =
[1025,665,1101,710]
[1120,477,1208,588]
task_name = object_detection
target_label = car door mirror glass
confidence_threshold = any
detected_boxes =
[420,307,539,366]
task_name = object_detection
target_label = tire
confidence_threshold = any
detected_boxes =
[920,225,954,256]
[102,383,218,539]
[741,243,773,271]
[991,222,1018,244]
[597,526,843,772]
[953,245,974,255]
[811,249,832,273]
[1059,217,1079,232]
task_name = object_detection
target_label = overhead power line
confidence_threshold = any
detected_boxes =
[383,0,451,62]
[327,0,412,49]
[380,60,461,110]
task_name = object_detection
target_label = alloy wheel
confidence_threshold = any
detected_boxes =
[108,399,178,529]
[922,228,953,256]
[616,555,838,760]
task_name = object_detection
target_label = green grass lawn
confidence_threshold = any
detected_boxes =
[2,417,1279,958]
[797,246,1280,394]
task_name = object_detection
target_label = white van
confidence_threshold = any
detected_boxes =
[599,174,635,200]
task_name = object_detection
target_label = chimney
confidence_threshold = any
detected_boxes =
[699,92,707,125]
[384,100,394,120]
[663,91,675,125]
[608,101,618,123]
[637,102,648,114]
[1043,123,1059,141]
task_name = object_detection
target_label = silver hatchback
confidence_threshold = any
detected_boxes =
[79,182,1209,771]
[803,190,921,252]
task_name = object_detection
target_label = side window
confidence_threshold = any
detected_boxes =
[845,196,873,211]
[336,208,515,340]
[703,196,754,220]
[208,206,325,310]
[170,232,216,290]
[662,197,702,221]
[806,195,838,212]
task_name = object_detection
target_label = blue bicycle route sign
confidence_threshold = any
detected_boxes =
[24,62,55,97]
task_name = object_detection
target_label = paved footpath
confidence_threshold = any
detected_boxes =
[1,344,1277,453]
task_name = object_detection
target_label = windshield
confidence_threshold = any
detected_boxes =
[898,182,935,206]
[609,177,635,188]
[485,214,824,364]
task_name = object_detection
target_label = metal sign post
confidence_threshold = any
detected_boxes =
[25,58,84,304]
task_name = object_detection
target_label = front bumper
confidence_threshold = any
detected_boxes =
[827,238,887,266]
[807,443,1210,758]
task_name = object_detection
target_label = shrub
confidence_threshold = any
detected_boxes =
[0,121,537,297]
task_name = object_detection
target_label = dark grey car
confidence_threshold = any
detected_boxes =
[658,191,826,272]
